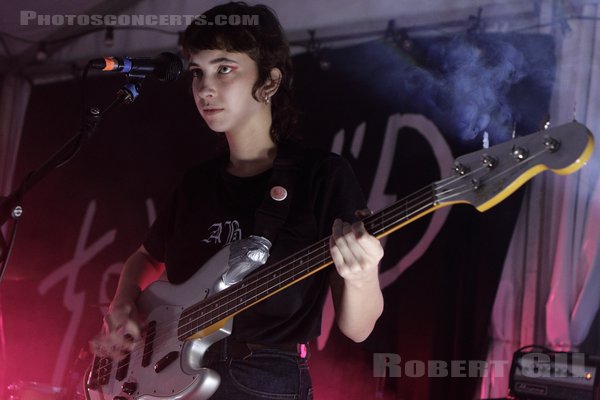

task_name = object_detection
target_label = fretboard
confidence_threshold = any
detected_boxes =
[176,183,438,341]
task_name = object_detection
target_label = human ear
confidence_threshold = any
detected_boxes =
[261,67,282,101]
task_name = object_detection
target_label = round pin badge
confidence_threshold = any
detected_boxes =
[270,186,288,201]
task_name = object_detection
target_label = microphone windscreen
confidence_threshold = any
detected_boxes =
[154,52,183,82]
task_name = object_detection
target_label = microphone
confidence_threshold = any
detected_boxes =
[89,52,183,82]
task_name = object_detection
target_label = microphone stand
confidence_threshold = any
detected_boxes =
[0,77,144,268]
[0,76,144,398]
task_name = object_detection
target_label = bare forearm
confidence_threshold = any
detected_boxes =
[92,246,163,358]
[335,273,384,342]
[329,214,385,342]
[112,246,164,305]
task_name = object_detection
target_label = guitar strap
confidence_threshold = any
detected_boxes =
[221,141,301,286]
[253,140,301,243]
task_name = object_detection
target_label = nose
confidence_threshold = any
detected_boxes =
[194,76,215,103]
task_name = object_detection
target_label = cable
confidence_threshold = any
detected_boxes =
[0,218,20,283]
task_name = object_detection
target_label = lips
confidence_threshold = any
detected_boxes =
[202,108,224,116]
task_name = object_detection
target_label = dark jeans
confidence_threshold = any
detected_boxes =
[207,348,313,400]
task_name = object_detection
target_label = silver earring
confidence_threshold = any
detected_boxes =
[264,95,270,104]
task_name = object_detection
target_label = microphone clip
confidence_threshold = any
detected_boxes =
[117,79,143,105]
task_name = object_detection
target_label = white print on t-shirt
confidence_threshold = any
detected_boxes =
[201,220,243,244]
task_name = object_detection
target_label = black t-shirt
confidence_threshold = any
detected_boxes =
[143,146,367,344]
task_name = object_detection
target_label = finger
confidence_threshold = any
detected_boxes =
[104,313,124,333]
[354,208,373,220]
[335,222,365,271]
[106,333,134,358]
[121,319,142,342]
[329,219,344,265]
[329,239,345,269]
[112,329,139,354]
[351,222,384,262]
[335,222,352,261]
[104,309,142,340]
[91,326,139,359]
[330,239,359,279]
[351,220,367,239]
[331,218,343,239]
[330,220,353,262]
[332,219,358,263]
[352,220,377,245]
[90,335,118,359]
[338,221,381,268]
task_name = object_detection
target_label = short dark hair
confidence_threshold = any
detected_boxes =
[182,2,298,142]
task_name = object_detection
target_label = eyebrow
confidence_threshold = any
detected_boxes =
[188,57,239,68]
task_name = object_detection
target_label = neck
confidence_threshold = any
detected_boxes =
[225,130,277,177]
[223,104,277,176]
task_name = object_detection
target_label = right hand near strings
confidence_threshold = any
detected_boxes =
[90,299,142,360]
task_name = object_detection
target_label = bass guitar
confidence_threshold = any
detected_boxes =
[85,121,594,400]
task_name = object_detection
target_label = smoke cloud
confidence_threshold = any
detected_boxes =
[321,32,556,148]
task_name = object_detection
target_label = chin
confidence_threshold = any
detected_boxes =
[202,119,226,132]
[208,125,230,134]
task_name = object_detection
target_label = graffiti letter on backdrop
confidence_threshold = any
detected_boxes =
[38,201,116,386]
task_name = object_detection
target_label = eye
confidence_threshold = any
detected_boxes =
[218,65,234,74]
[189,68,202,78]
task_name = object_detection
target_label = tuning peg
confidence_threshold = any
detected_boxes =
[453,163,469,175]
[543,136,560,153]
[511,146,528,162]
[481,155,497,169]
